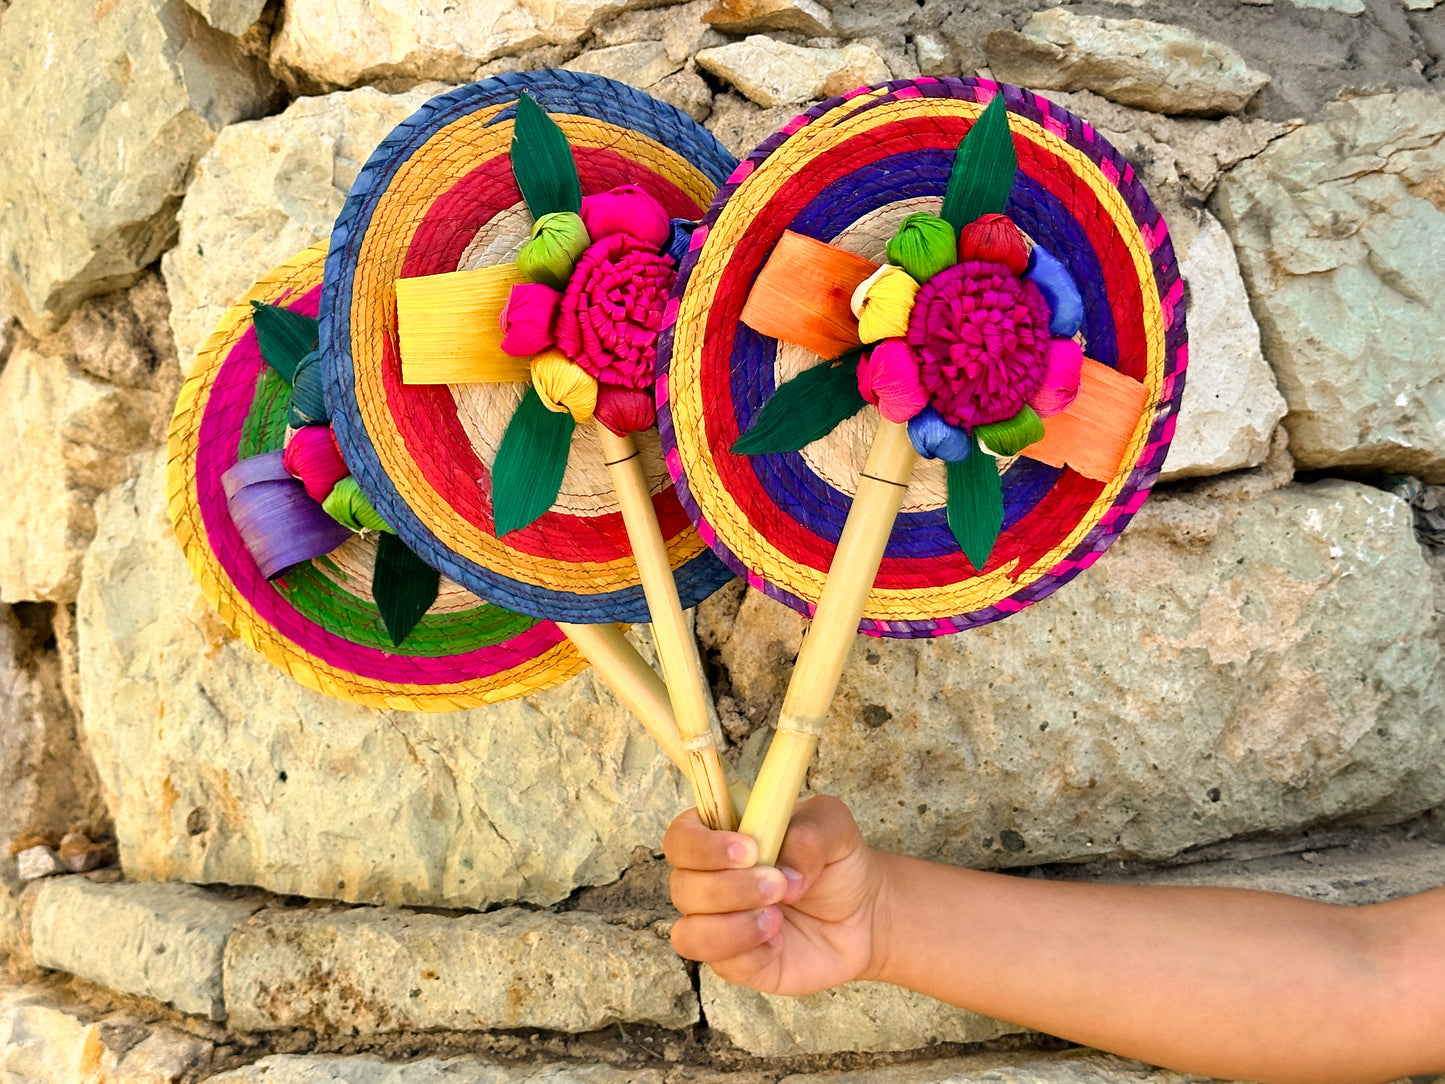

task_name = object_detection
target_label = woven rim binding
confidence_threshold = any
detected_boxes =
[657,78,1188,638]
[166,243,588,711]
[322,70,738,624]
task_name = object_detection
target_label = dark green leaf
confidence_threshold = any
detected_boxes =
[946,438,1004,572]
[492,386,575,536]
[287,350,329,427]
[249,301,318,385]
[940,94,1017,233]
[511,93,582,219]
[372,532,439,647]
[731,348,866,455]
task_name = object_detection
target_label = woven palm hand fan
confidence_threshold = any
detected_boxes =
[659,78,1188,860]
[321,71,743,826]
[166,243,592,712]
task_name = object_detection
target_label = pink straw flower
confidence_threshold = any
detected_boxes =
[500,281,563,357]
[555,233,677,389]
[858,339,929,424]
[579,185,671,249]
[907,259,1053,430]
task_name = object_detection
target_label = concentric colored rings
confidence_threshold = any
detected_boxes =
[322,70,738,624]
[167,243,588,711]
[658,78,1188,637]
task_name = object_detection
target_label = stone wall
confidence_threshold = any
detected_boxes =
[4,0,1445,1080]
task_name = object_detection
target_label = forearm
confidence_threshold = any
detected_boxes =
[865,851,1433,1084]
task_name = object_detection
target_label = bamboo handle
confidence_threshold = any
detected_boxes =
[596,425,739,831]
[557,621,751,809]
[738,419,918,864]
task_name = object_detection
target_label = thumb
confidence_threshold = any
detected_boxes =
[774,795,862,901]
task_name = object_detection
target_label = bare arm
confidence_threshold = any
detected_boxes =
[666,798,1445,1084]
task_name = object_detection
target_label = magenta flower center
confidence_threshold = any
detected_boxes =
[555,232,677,390]
[906,259,1052,430]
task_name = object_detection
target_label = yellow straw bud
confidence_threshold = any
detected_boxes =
[531,349,598,424]
[851,264,919,343]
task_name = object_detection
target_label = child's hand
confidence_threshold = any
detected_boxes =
[664,795,889,997]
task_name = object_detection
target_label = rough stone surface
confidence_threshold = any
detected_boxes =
[14,850,64,882]
[1287,0,1364,12]
[0,605,109,857]
[984,10,1269,117]
[0,348,159,604]
[0,984,213,1084]
[163,84,443,367]
[702,0,836,37]
[77,448,691,909]
[1159,208,1286,482]
[696,36,890,108]
[716,585,806,729]
[651,62,714,123]
[30,879,260,1020]
[792,481,1445,869]
[779,1052,1239,1084]
[0,0,275,332]
[590,0,723,62]
[705,92,801,159]
[1070,826,1445,905]
[184,0,266,35]
[565,41,683,88]
[701,974,1023,1057]
[211,1056,671,1083]
[269,0,660,91]
[1212,90,1445,481]
[0,867,24,969]
[223,906,696,1034]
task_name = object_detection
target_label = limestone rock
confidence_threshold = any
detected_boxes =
[794,481,1445,868]
[30,879,260,1020]
[1288,0,1364,11]
[0,984,213,1084]
[0,0,275,332]
[705,91,800,159]
[211,1056,669,1084]
[590,0,724,62]
[36,272,184,449]
[270,0,656,92]
[0,349,158,604]
[565,41,683,88]
[702,0,836,37]
[696,35,890,108]
[914,31,960,78]
[717,588,806,727]
[984,10,1269,117]
[651,62,714,123]
[1040,89,1290,205]
[701,973,1023,1056]
[163,84,443,368]
[184,0,266,35]
[1212,91,1445,481]
[224,906,696,1033]
[0,605,110,857]
[1078,828,1445,905]
[77,448,691,909]
[15,848,64,882]
[779,1051,1236,1084]
[1159,208,1286,481]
